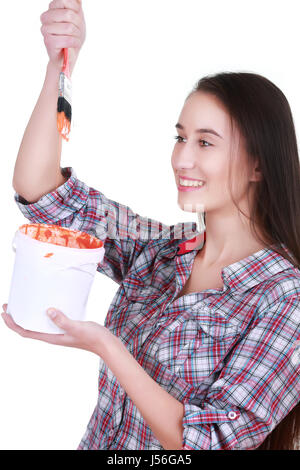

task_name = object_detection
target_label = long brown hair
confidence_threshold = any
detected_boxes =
[186,72,300,449]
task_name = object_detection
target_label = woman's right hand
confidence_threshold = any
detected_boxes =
[40,0,86,74]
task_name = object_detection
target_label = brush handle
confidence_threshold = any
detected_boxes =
[62,48,70,78]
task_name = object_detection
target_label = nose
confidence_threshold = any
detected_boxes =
[172,141,197,171]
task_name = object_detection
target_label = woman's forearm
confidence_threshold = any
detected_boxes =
[99,333,185,450]
[12,61,69,203]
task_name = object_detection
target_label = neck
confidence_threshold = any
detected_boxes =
[197,209,267,268]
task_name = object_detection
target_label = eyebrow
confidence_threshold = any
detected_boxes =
[175,122,223,139]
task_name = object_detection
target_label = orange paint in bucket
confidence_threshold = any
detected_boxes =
[19,223,104,250]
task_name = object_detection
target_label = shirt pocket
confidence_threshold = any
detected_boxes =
[154,305,242,386]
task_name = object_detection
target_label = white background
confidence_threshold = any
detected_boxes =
[0,0,299,450]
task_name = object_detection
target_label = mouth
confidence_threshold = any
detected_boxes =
[177,177,206,192]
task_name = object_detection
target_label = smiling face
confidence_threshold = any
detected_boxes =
[171,91,259,215]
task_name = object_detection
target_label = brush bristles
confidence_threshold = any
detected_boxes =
[57,97,72,122]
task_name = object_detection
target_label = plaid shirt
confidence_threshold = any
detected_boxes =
[14,167,300,450]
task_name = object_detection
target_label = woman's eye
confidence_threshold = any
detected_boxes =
[200,140,211,147]
[173,135,211,147]
[174,135,185,143]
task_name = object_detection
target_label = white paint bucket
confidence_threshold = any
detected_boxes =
[7,223,105,334]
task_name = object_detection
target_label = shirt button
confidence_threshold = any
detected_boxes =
[291,344,300,366]
[108,429,114,437]
[294,310,300,322]
[228,411,237,420]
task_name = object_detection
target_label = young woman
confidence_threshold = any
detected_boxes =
[2,0,300,450]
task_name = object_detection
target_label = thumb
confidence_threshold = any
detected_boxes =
[46,308,71,330]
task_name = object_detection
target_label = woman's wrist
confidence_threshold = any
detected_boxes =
[46,58,75,79]
[92,324,119,358]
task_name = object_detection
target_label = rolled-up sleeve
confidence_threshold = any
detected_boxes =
[14,167,198,285]
[14,167,86,222]
[181,295,300,450]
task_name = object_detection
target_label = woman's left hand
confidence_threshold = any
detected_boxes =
[1,303,112,356]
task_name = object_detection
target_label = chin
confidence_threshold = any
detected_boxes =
[177,200,205,213]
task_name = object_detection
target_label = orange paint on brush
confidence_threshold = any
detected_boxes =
[44,253,54,258]
[57,112,70,142]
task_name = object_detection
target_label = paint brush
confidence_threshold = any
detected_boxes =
[57,48,72,141]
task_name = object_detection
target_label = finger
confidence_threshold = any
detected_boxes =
[49,0,82,14]
[2,304,7,311]
[41,21,81,38]
[41,8,81,30]
[1,312,67,344]
[44,34,82,50]
[46,308,78,334]
[1,312,37,338]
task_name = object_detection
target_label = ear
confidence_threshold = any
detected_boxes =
[249,159,263,182]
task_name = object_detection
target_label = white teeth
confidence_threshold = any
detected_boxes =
[179,178,205,187]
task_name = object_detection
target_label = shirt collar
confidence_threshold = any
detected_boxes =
[177,231,297,293]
